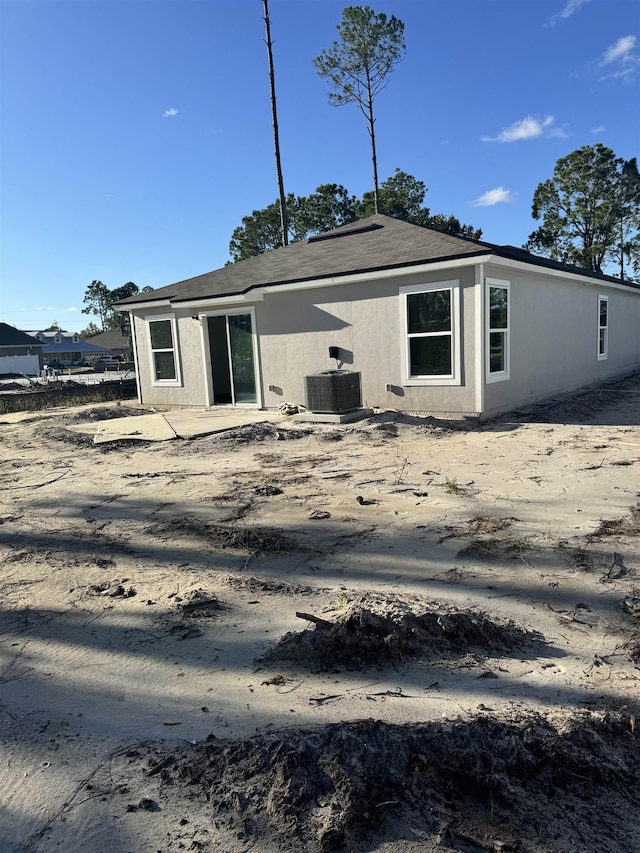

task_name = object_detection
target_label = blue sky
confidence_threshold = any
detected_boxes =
[1,0,638,332]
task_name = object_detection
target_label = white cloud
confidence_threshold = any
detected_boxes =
[162,108,179,118]
[547,0,592,28]
[482,115,566,143]
[471,187,514,207]
[31,306,77,312]
[590,124,605,134]
[601,35,636,65]
[597,35,639,82]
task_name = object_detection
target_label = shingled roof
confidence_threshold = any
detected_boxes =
[0,323,44,348]
[116,214,637,308]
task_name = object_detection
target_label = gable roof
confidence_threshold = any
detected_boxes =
[0,323,44,348]
[87,329,130,348]
[116,214,639,308]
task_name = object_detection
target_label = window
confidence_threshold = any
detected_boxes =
[147,315,181,384]
[486,279,510,382]
[400,281,461,385]
[597,296,608,360]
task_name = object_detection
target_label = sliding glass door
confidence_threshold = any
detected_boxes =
[207,313,257,405]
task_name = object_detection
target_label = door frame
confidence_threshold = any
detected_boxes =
[198,306,262,408]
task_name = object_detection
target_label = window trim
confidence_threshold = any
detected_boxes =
[400,280,461,386]
[597,294,608,361]
[145,313,182,386]
[485,278,510,384]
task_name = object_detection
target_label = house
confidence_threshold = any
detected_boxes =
[115,214,640,419]
[0,323,45,375]
[25,330,108,366]
[86,329,133,362]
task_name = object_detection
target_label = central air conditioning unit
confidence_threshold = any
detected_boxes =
[304,369,362,414]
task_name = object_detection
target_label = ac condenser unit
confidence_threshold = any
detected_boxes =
[304,369,361,414]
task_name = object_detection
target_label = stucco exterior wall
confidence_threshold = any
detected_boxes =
[482,265,640,417]
[256,266,478,414]
[132,310,208,407]
[130,261,640,418]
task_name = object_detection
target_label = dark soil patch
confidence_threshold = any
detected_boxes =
[39,425,95,447]
[66,405,144,422]
[259,594,541,668]
[174,423,312,455]
[0,378,137,413]
[149,516,304,555]
[86,579,137,599]
[146,709,639,852]
[39,423,152,452]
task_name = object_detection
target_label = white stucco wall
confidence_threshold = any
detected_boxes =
[130,261,640,418]
[255,266,478,414]
[132,309,208,407]
[482,265,640,417]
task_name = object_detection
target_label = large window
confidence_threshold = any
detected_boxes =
[147,316,180,384]
[597,295,608,360]
[486,279,510,382]
[401,281,460,385]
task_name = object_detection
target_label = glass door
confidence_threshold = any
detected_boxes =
[208,313,257,405]
[228,314,257,403]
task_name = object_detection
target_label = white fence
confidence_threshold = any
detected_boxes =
[0,355,40,376]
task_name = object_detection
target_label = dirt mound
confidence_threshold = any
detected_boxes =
[38,424,151,451]
[147,709,639,852]
[66,405,144,422]
[259,593,540,668]
[173,423,313,455]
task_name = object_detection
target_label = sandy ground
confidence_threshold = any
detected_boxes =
[1,376,639,853]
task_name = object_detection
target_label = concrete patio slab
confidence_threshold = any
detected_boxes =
[64,407,275,443]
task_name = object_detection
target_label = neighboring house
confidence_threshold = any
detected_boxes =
[25,330,108,366]
[0,322,45,375]
[115,214,640,419]
[86,329,132,361]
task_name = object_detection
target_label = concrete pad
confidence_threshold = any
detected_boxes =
[292,408,374,424]
[79,408,275,443]
[163,408,270,438]
[94,413,177,443]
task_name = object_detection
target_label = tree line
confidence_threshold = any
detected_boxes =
[243,3,640,281]
[80,280,152,337]
[229,168,482,263]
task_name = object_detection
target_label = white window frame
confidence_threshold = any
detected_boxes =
[597,295,608,361]
[145,313,182,386]
[400,280,461,386]
[485,278,510,383]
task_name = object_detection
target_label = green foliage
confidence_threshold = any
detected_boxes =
[427,213,483,241]
[81,280,111,329]
[229,196,296,262]
[526,144,640,279]
[228,169,483,262]
[80,322,101,339]
[82,280,150,333]
[229,185,357,262]
[295,183,358,237]
[44,321,61,331]
[314,6,406,210]
[314,5,406,109]
[355,169,426,220]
